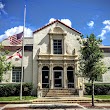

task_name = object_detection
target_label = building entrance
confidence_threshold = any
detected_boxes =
[54,70,62,87]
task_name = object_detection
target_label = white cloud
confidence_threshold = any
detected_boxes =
[60,19,72,27]
[103,20,110,25]
[87,21,94,28]
[49,18,56,23]
[98,20,110,40]
[98,30,106,40]
[104,25,110,31]
[0,26,33,42]
[49,18,72,27]
[0,2,4,9]
[0,2,7,15]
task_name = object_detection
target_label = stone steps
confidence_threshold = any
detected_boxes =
[42,89,77,97]
[32,97,93,104]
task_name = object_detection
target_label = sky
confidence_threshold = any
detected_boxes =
[0,0,110,45]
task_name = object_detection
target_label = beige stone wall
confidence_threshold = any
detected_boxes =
[2,51,33,83]
[33,25,53,89]
[1,37,33,83]
[33,22,81,56]
[33,22,81,90]
[58,23,81,55]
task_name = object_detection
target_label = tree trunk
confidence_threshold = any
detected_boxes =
[92,81,94,106]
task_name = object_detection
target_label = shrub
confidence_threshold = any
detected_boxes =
[0,83,33,97]
[85,83,110,95]
[22,83,33,96]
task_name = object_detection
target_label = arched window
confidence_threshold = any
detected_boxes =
[67,66,74,88]
[42,66,49,88]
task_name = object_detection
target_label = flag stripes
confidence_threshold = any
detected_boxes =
[7,48,22,60]
[8,32,23,45]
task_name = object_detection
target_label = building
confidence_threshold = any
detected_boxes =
[1,20,110,97]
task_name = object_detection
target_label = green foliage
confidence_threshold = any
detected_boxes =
[0,44,12,81]
[78,33,108,106]
[0,83,33,97]
[80,34,84,39]
[78,33,107,82]
[0,96,36,101]
[85,83,110,95]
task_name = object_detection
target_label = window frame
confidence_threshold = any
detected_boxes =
[12,67,24,82]
[42,66,49,88]
[53,39,62,54]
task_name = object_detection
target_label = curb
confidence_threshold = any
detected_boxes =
[0,99,110,104]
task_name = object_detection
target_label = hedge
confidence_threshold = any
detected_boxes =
[85,83,110,95]
[0,83,33,97]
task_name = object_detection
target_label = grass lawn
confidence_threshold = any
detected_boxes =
[86,95,110,99]
[0,96,37,101]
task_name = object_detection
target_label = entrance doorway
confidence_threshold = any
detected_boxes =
[54,71,62,87]
[67,66,74,88]
[53,66,63,88]
[42,66,49,88]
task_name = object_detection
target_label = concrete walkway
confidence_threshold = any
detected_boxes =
[0,97,110,109]
[0,102,110,110]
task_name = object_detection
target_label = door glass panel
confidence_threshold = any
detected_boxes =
[42,70,49,88]
[67,71,74,88]
[54,71,62,87]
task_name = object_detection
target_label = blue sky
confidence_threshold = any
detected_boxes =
[0,0,110,45]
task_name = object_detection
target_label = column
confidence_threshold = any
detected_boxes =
[50,63,53,89]
[64,63,67,88]
[38,63,42,88]
[50,36,53,54]
[74,62,78,89]
[37,63,42,98]
[63,36,66,55]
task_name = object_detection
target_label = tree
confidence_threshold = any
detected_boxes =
[78,34,107,106]
[0,44,12,81]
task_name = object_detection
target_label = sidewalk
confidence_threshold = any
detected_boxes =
[1,103,110,110]
[0,97,110,110]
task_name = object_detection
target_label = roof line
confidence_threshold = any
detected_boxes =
[33,19,81,34]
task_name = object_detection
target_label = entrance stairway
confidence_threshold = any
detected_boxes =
[33,89,93,104]
[32,97,93,104]
[42,89,78,97]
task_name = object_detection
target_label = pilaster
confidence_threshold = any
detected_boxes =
[38,63,42,89]
[64,63,67,88]
[63,36,66,55]
[74,62,78,89]
[50,36,53,54]
[50,63,53,89]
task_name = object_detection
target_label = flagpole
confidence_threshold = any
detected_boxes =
[20,5,26,100]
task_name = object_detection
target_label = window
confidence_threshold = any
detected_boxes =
[53,40,62,54]
[12,67,23,82]
[24,45,33,51]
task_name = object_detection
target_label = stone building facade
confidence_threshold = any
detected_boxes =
[1,20,110,97]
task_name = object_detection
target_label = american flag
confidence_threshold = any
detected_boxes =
[9,32,23,45]
[7,48,22,60]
